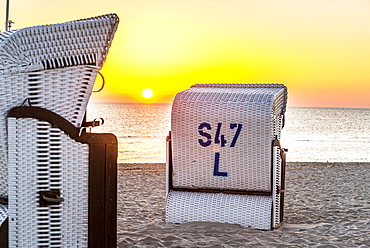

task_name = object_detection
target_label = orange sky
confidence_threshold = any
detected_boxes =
[3,0,370,107]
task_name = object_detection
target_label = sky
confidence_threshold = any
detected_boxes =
[2,0,370,108]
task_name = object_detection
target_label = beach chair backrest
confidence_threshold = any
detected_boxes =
[171,84,287,192]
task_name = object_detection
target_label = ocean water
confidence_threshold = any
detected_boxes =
[87,102,171,163]
[282,107,370,162]
[87,102,370,163]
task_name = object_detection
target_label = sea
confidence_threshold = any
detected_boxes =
[87,102,370,163]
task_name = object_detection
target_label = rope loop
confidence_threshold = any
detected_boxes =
[93,71,105,93]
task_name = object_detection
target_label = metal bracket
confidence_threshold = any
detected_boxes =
[39,190,64,207]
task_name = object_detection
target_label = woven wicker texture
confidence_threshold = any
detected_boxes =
[171,84,287,192]
[0,204,7,226]
[0,14,119,72]
[8,117,89,247]
[166,190,272,230]
[272,146,282,227]
[0,14,119,196]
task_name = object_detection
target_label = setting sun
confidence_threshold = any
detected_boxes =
[142,88,154,99]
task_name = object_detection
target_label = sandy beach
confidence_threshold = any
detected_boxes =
[117,162,370,247]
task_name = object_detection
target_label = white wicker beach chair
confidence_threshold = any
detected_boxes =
[0,13,119,197]
[166,83,288,230]
[0,14,119,247]
[7,107,117,247]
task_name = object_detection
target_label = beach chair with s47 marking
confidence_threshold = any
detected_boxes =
[166,83,288,230]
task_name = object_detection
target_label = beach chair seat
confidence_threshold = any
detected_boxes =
[0,14,119,196]
[166,83,287,230]
[7,106,117,247]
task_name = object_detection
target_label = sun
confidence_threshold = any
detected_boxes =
[142,88,154,99]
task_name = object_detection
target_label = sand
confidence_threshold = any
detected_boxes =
[117,163,370,247]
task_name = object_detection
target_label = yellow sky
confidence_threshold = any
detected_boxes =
[3,0,370,107]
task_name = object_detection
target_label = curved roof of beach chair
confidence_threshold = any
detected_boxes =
[0,13,119,73]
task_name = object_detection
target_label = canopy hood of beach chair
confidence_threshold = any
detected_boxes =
[0,13,119,73]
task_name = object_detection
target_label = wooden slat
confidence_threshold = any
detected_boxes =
[105,144,117,248]
[0,219,8,247]
[170,188,272,196]
[89,143,107,248]
[7,106,117,144]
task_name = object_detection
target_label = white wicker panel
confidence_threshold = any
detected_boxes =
[0,204,7,226]
[60,130,89,247]
[0,65,96,196]
[166,190,272,230]
[0,30,17,42]
[8,118,39,247]
[0,14,119,72]
[27,65,98,126]
[8,117,89,247]
[171,84,287,192]
[0,72,28,196]
[272,146,282,227]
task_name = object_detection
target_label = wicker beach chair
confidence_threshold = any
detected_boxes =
[0,13,119,197]
[0,14,119,247]
[166,83,288,230]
